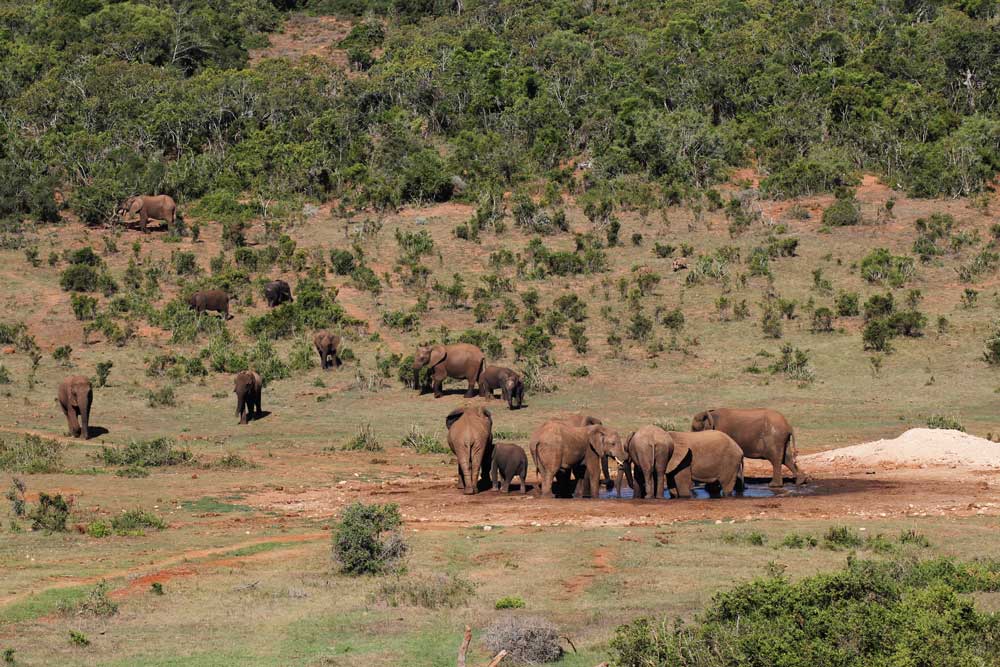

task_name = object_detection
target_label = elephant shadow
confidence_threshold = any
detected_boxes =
[249,410,272,422]
[86,425,110,438]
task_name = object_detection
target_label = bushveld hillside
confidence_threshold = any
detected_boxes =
[2,1,1000,666]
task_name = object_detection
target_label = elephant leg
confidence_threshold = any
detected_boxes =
[769,458,784,487]
[431,366,447,398]
[722,476,737,496]
[463,376,477,398]
[654,469,666,500]
[519,468,527,494]
[64,405,80,438]
[139,210,148,233]
[490,457,500,490]
[237,395,247,425]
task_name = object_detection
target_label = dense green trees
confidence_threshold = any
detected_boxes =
[2,0,1000,228]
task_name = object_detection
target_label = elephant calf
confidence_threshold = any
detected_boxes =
[491,442,528,493]
[264,280,292,308]
[188,289,231,319]
[478,365,525,410]
[234,370,263,425]
[57,375,93,439]
[446,405,494,494]
[313,331,341,370]
[667,431,744,498]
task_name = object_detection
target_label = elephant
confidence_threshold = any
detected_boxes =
[491,442,528,493]
[117,195,176,233]
[188,289,231,319]
[691,408,806,487]
[264,280,292,307]
[234,370,262,425]
[478,365,524,410]
[530,421,626,498]
[667,431,744,498]
[57,375,93,439]
[313,331,341,370]
[445,405,494,494]
[530,414,609,494]
[620,426,691,500]
[412,343,485,398]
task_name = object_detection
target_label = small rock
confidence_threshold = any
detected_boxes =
[483,525,492,531]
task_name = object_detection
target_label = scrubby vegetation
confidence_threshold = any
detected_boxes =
[332,502,408,576]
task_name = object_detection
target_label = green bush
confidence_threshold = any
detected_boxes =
[70,294,98,321]
[332,502,408,575]
[400,426,449,454]
[0,435,63,473]
[927,414,964,431]
[98,438,193,467]
[111,508,167,535]
[608,557,1000,667]
[984,319,1000,365]
[495,596,526,610]
[821,194,862,227]
[146,384,177,407]
[835,291,860,316]
[59,264,101,292]
[514,325,554,365]
[456,329,502,359]
[861,248,915,287]
[811,307,833,333]
[863,318,895,352]
[28,492,70,532]
[342,423,382,452]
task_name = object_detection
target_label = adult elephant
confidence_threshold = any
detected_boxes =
[264,280,292,307]
[313,331,341,370]
[188,289,231,319]
[691,408,806,487]
[530,414,609,494]
[667,431,744,498]
[412,343,484,398]
[478,365,524,410]
[445,405,494,494]
[57,375,93,440]
[621,426,691,500]
[117,195,176,233]
[531,421,626,498]
[234,370,262,425]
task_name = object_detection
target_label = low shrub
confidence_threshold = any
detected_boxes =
[332,502,408,575]
[983,319,1000,366]
[97,438,193,467]
[721,530,768,546]
[28,492,70,532]
[400,426,449,455]
[821,194,862,227]
[0,434,63,473]
[342,423,382,452]
[208,453,260,470]
[73,582,118,618]
[374,573,474,608]
[495,596,526,609]
[927,414,964,431]
[861,248,915,287]
[823,525,863,549]
[110,508,167,535]
[146,385,177,408]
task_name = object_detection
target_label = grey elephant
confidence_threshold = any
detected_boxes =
[445,405,494,494]
[491,442,528,493]
[188,289,231,319]
[234,370,262,425]
[531,421,626,498]
[691,408,806,487]
[117,195,177,233]
[620,426,691,499]
[667,431,744,497]
[264,280,292,307]
[412,343,485,398]
[57,375,93,439]
[478,365,525,410]
[313,331,341,370]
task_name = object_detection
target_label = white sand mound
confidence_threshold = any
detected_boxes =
[802,428,1000,469]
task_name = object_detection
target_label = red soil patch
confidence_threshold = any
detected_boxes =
[249,14,352,70]
[562,547,615,596]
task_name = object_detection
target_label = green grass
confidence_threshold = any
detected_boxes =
[0,586,90,624]
[180,497,253,514]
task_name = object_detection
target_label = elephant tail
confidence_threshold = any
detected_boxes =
[736,457,745,493]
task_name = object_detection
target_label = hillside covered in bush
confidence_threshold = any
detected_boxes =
[3,0,1000,229]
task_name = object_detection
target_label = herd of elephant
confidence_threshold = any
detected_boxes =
[55,206,805,499]
[446,406,808,499]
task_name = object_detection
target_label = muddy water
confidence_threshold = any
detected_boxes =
[597,482,814,500]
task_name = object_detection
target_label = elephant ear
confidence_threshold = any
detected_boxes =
[445,407,465,430]
[666,439,691,474]
[584,415,603,426]
[428,345,447,368]
[588,426,609,456]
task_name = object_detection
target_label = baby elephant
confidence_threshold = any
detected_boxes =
[234,370,262,425]
[478,365,525,410]
[313,331,341,370]
[264,280,292,308]
[491,442,528,493]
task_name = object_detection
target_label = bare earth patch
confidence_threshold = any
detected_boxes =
[249,14,352,69]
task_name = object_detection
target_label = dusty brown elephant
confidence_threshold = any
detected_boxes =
[117,195,176,233]
[264,280,292,307]
[531,421,626,498]
[478,365,525,410]
[313,331,341,370]
[691,408,806,487]
[57,375,93,439]
[667,431,744,498]
[234,370,262,425]
[445,405,494,494]
[620,426,691,500]
[188,289,231,319]
[491,442,528,493]
[412,343,485,398]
